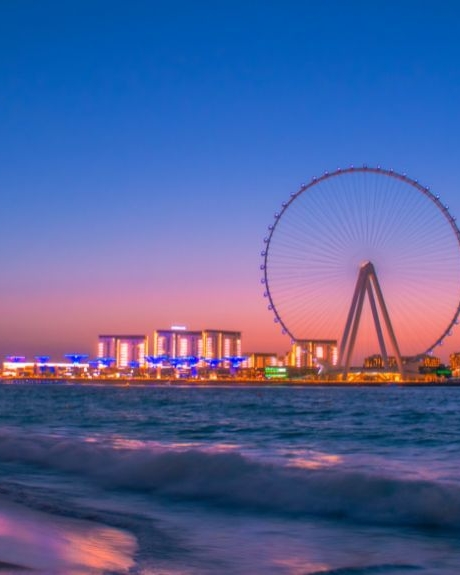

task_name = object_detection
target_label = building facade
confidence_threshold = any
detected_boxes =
[152,327,242,363]
[450,352,460,377]
[243,352,279,370]
[153,327,202,358]
[202,329,241,360]
[363,354,398,369]
[288,339,337,369]
[420,354,441,370]
[97,335,148,368]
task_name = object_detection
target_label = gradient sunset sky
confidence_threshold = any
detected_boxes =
[1,0,460,361]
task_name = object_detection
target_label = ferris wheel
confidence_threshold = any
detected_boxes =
[261,166,460,367]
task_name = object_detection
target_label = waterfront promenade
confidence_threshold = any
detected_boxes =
[1,376,459,386]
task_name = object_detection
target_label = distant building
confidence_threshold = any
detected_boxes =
[97,335,148,368]
[288,339,337,369]
[450,352,460,377]
[152,327,242,363]
[363,354,398,369]
[2,360,89,378]
[243,352,279,370]
[202,329,241,360]
[153,327,202,358]
[364,353,442,374]
[419,354,441,369]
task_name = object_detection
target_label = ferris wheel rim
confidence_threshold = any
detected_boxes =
[261,165,460,358]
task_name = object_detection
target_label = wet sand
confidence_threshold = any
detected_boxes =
[0,497,136,574]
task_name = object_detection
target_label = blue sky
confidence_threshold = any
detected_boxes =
[1,0,460,360]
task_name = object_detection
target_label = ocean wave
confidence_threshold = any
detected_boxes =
[0,429,459,531]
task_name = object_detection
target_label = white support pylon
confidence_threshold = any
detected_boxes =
[338,261,404,379]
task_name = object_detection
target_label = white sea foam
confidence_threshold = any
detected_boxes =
[0,429,459,531]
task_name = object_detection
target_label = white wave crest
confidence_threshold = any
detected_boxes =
[0,429,459,530]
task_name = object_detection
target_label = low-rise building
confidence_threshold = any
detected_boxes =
[363,354,398,369]
[2,360,90,378]
[243,352,279,370]
[288,339,337,369]
[450,352,460,377]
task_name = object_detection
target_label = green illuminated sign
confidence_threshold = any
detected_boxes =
[265,366,288,379]
[436,368,452,376]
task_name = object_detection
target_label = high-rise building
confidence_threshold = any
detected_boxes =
[97,335,147,368]
[202,329,241,360]
[152,327,242,362]
[153,327,202,358]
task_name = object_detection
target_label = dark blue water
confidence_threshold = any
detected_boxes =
[0,383,459,574]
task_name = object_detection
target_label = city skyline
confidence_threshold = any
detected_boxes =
[2,2,460,361]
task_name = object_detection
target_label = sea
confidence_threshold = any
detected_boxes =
[0,382,459,575]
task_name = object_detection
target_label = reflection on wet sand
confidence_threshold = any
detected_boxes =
[0,498,136,574]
